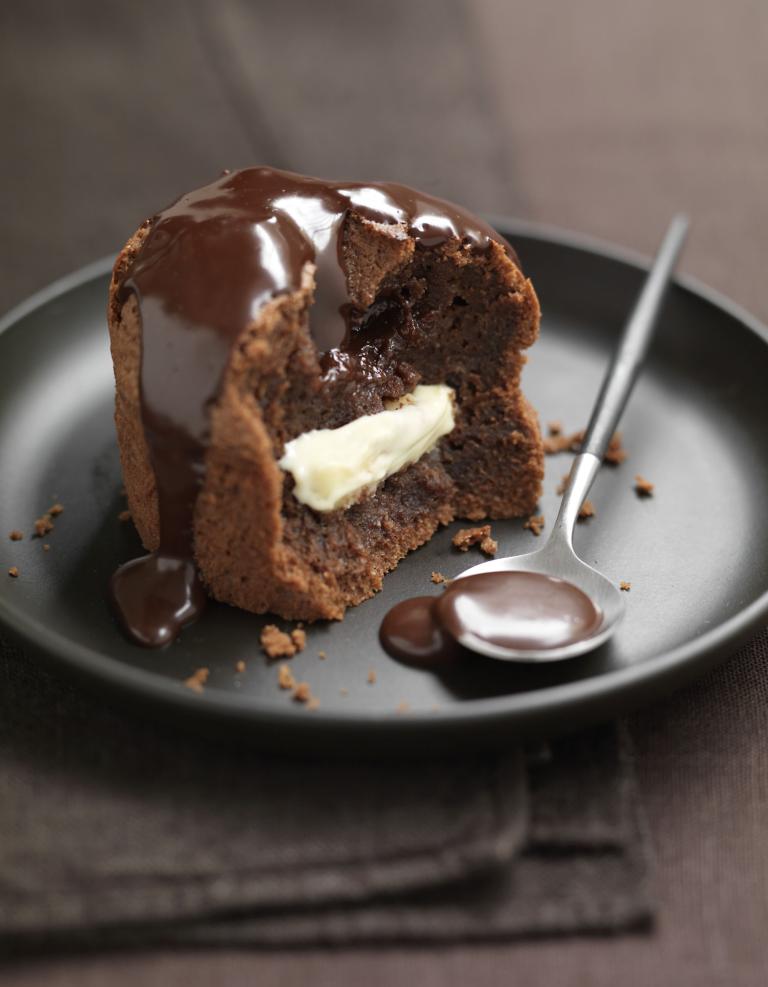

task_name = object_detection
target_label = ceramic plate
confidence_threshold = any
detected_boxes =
[1,221,766,752]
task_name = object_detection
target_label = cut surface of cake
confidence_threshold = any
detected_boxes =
[107,167,543,646]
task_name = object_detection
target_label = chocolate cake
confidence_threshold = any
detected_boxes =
[107,167,543,646]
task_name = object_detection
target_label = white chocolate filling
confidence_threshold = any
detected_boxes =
[278,384,455,512]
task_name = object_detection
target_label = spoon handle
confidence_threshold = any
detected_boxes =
[549,216,689,548]
[581,214,689,459]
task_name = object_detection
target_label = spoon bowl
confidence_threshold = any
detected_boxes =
[452,539,624,662]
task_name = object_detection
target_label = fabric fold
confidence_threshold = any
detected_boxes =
[0,640,651,952]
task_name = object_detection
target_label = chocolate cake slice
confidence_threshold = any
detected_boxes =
[107,167,543,646]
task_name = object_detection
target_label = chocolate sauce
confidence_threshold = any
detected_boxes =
[379,572,602,666]
[378,596,462,667]
[108,554,206,649]
[109,167,511,647]
[436,572,602,651]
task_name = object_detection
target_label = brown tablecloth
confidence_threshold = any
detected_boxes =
[1,0,767,983]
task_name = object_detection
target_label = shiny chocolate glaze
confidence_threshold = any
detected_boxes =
[378,596,462,667]
[109,167,511,647]
[380,572,602,665]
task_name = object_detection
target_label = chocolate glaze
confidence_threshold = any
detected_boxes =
[109,167,512,647]
[380,572,602,665]
[109,554,206,649]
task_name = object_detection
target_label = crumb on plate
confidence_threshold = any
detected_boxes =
[452,525,497,556]
[604,433,627,465]
[634,474,654,497]
[620,580,631,592]
[543,428,582,454]
[184,667,209,693]
[8,530,23,542]
[33,514,54,538]
[261,624,300,659]
[292,681,312,704]
[543,427,627,465]
[555,473,570,496]
[277,663,297,690]
[523,514,545,537]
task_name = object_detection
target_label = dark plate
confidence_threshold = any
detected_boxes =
[1,222,767,753]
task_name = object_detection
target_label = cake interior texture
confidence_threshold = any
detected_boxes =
[109,169,543,623]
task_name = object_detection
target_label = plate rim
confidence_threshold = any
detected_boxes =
[1,221,767,740]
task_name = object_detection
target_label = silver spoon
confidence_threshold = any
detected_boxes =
[449,215,689,662]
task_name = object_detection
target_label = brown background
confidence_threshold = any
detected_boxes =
[1,1,767,984]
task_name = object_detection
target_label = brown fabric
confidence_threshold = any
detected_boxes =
[1,0,767,982]
[0,639,648,951]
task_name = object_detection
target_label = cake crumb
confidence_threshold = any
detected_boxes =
[367,669,377,685]
[396,701,411,714]
[8,530,23,541]
[452,525,497,556]
[307,696,321,711]
[634,474,655,497]
[578,500,595,520]
[184,667,209,693]
[555,473,570,496]
[543,427,627,465]
[290,628,307,652]
[48,503,64,517]
[547,420,562,436]
[43,544,50,552]
[33,514,54,538]
[479,534,498,556]
[261,624,299,659]
[431,571,448,584]
[292,681,312,704]
[118,509,132,522]
[523,514,545,537]
[235,660,246,673]
[339,687,349,697]
[318,650,327,660]
[620,581,632,592]
[543,429,583,454]
[277,663,297,690]
[604,433,627,465]
[8,567,19,578]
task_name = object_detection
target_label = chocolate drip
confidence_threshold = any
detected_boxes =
[109,167,511,647]
[380,572,602,666]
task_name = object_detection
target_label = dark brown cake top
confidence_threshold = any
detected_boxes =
[110,167,515,648]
